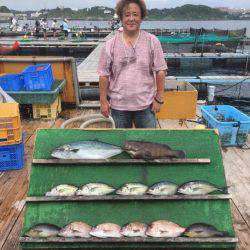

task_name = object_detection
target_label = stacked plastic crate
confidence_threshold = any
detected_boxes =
[0,103,24,171]
[0,64,62,120]
[22,64,61,119]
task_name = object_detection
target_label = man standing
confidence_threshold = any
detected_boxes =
[98,0,167,128]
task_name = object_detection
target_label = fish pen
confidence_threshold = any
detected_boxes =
[20,129,237,249]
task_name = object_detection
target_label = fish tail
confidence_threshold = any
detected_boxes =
[218,186,229,194]
[217,231,229,237]
[174,150,186,159]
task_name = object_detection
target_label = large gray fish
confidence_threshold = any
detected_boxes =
[45,184,78,196]
[25,224,60,238]
[116,183,148,196]
[58,221,92,238]
[177,181,228,195]
[51,140,122,160]
[89,223,122,238]
[121,222,147,237]
[184,223,228,238]
[123,140,186,159]
[146,220,185,238]
[76,183,115,196]
[147,182,178,195]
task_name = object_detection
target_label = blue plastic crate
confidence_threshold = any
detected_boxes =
[0,73,24,91]
[201,105,250,146]
[0,133,24,171]
[22,64,54,91]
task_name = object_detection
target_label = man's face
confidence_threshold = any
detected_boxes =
[122,3,142,33]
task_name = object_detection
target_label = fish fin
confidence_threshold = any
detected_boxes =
[174,150,186,159]
[70,148,79,153]
[133,229,140,233]
[218,186,229,194]
[103,229,112,232]
[219,231,229,237]
[143,150,152,160]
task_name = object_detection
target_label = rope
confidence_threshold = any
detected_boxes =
[60,114,115,129]
[214,77,250,94]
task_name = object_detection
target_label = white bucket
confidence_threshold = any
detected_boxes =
[207,85,216,102]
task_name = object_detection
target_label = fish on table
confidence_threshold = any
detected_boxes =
[184,223,228,237]
[58,221,92,238]
[25,224,60,238]
[147,182,178,195]
[51,140,122,160]
[121,222,147,237]
[177,180,228,195]
[146,220,186,238]
[45,184,78,196]
[76,183,115,196]
[116,183,148,196]
[89,223,122,238]
[123,140,186,159]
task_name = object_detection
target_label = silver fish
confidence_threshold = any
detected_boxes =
[25,224,60,238]
[184,223,227,238]
[45,184,78,196]
[121,222,147,237]
[89,223,122,238]
[178,181,228,195]
[146,220,185,238]
[147,182,178,195]
[123,140,186,159]
[51,140,122,160]
[116,183,148,196]
[76,183,115,196]
[58,221,92,238]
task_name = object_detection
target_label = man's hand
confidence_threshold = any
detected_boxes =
[100,99,110,117]
[151,99,162,113]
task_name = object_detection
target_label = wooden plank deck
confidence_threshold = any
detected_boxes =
[77,33,114,83]
[0,108,249,250]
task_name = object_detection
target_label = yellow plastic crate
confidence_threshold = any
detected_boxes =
[157,80,198,120]
[0,103,22,146]
[32,96,61,120]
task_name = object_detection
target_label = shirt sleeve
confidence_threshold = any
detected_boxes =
[151,36,168,72]
[97,44,112,77]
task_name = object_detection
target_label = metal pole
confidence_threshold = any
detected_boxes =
[0,57,73,62]
[70,57,81,107]
[245,56,249,76]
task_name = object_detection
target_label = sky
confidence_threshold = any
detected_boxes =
[1,0,250,11]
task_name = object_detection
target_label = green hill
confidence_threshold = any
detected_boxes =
[0,6,11,13]
[0,4,243,20]
[148,5,235,20]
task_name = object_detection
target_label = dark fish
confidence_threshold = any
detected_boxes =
[25,223,60,238]
[184,223,228,238]
[178,181,228,195]
[123,140,186,159]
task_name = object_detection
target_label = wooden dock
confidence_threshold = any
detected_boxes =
[0,107,249,250]
[77,33,114,84]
